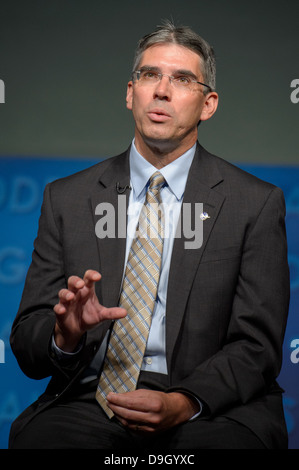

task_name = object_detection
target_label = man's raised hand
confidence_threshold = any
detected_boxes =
[53,270,126,352]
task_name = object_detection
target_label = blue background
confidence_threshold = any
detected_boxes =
[0,157,298,449]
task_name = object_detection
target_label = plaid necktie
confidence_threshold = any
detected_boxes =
[96,171,165,418]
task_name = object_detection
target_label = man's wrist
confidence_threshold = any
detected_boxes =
[54,323,83,353]
[169,392,202,423]
[51,332,84,362]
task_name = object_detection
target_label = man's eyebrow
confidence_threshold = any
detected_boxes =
[138,65,198,80]
[138,65,160,72]
[175,69,198,80]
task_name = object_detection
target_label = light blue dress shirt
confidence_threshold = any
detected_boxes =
[52,140,196,380]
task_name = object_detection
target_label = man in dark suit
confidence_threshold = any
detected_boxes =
[9,21,289,449]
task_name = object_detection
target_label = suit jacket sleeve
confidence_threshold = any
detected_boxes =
[10,183,80,380]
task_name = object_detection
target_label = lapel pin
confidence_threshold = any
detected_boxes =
[200,212,210,221]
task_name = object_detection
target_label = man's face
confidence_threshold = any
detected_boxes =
[126,43,218,158]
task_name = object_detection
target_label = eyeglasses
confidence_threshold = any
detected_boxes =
[132,68,212,92]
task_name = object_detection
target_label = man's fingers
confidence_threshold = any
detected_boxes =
[53,288,75,315]
[107,401,148,423]
[107,399,158,432]
[83,270,102,288]
[106,390,151,414]
[58,288,75,302]
[66,271,100,300]
[54,270,120,325]
[67,276,85,293]
[106,390,173,433]
[107,390,159,408]
[53,303,67,315]
[61,271,101,297]
[100,307,127,321]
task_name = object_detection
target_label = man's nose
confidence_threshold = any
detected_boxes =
[153,75,172,100]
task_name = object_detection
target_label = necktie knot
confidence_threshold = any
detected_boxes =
[149,171,165,193]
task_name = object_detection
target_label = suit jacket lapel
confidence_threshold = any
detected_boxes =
[166,143,225,371]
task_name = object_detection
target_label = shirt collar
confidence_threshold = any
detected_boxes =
[129,139,196,201]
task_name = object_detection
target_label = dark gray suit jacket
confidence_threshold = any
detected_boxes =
[10,143,290,448]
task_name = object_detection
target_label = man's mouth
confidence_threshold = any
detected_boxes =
[147,108,171,122]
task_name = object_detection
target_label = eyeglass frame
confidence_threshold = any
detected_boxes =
[132,67,212,92]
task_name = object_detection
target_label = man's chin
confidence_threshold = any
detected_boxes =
[141,134,180,155]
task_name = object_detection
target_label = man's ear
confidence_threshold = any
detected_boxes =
[200,91,219,122]
[126,81,133,110]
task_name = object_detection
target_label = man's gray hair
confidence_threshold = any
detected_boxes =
[132,20,216,93]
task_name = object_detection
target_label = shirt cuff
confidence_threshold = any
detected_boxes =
[51,334,84,361]
[189,398,203,420]
[172,390,203,420]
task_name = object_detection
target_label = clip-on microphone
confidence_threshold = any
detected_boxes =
[116,182,131,194]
